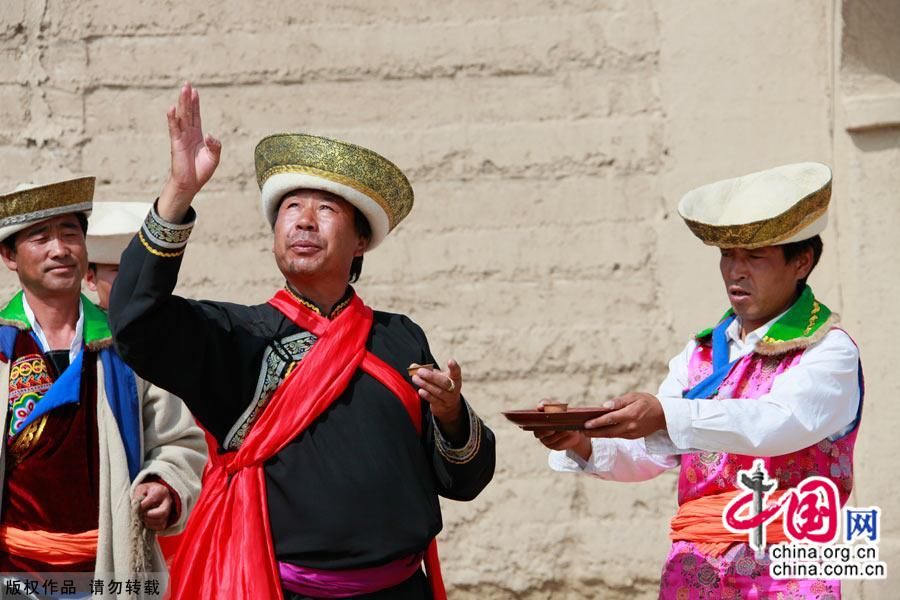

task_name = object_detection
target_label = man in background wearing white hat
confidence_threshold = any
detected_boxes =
[108,83,494,600]
[537,163,862,598]
[0,180,206,594]
[85,201,153,311]
[85,200,206,568]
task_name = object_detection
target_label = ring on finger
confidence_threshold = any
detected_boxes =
[446,377,455,392]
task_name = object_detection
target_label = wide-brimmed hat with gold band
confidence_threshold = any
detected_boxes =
[677,162,832,249]
[87,201,151,264]
[0,177,95,243]
[254,133,414,250]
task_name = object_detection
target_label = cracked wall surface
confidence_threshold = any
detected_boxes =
[0,1,896,597]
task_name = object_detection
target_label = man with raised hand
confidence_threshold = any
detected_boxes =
[108,83,495,600]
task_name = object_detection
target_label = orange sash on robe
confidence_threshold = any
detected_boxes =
[0,526,98,566]
[670,490,790,556]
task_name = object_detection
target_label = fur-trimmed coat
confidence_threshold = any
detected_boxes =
[0,353,207,596]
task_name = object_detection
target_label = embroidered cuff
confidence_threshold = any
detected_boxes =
[138,200,196,258]
[434,400,482,465]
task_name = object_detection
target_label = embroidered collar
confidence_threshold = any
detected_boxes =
[283,283,355,319]
[695,285,837,355]
[0,290,114,350]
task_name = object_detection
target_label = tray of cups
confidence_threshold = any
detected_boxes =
[502,403,612,431]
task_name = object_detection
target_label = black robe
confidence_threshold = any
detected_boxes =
[107,224,495,582]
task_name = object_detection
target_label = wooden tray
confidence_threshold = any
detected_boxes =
[502,408,611,431]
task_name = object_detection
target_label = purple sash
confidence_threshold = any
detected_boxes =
[279,553,423,598]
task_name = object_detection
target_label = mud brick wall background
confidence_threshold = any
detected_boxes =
[1,1,897,597]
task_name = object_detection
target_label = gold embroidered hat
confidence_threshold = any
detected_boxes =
[0,177,95,243]
[677,162,832,249]
[86,201,151,264]
[254,133,414,250]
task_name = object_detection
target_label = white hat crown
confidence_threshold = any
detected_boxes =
[86,201,152,264]
[677,162,832,248]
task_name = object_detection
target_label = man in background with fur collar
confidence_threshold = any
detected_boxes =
[0,178,206,596]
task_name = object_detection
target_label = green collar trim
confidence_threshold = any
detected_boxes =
[695,308,735,341]
[0,291,28,329]
[0,291,113,350]
[760,286,831,343]
[695,286,837,354]
[82,295,113,349]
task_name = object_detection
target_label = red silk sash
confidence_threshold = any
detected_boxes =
[166,291,445,599]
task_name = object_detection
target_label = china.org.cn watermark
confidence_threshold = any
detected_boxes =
[723,459,887,580]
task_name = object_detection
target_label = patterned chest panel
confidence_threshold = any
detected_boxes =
[7,353,53,438]
[678,344,858,506]
[223,331,317,450]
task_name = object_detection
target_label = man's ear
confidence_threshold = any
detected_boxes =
[84,267,97,292]
[794,247,814,282]
[0,244,17,272]
[354,235,370,258]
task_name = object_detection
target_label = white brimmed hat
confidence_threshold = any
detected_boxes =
[86,201,151,264]
[677,162,832,249]
[254,133,414,250]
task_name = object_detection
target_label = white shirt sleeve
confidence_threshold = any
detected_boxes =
[645,339,701,455]
[658,329,861,456]
[548,438,679,481]
[546,339,692,481]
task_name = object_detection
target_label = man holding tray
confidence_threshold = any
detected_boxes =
[535,162,862,598]
[108,83,495,600]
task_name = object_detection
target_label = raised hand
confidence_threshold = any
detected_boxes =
[159,82,222,222]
